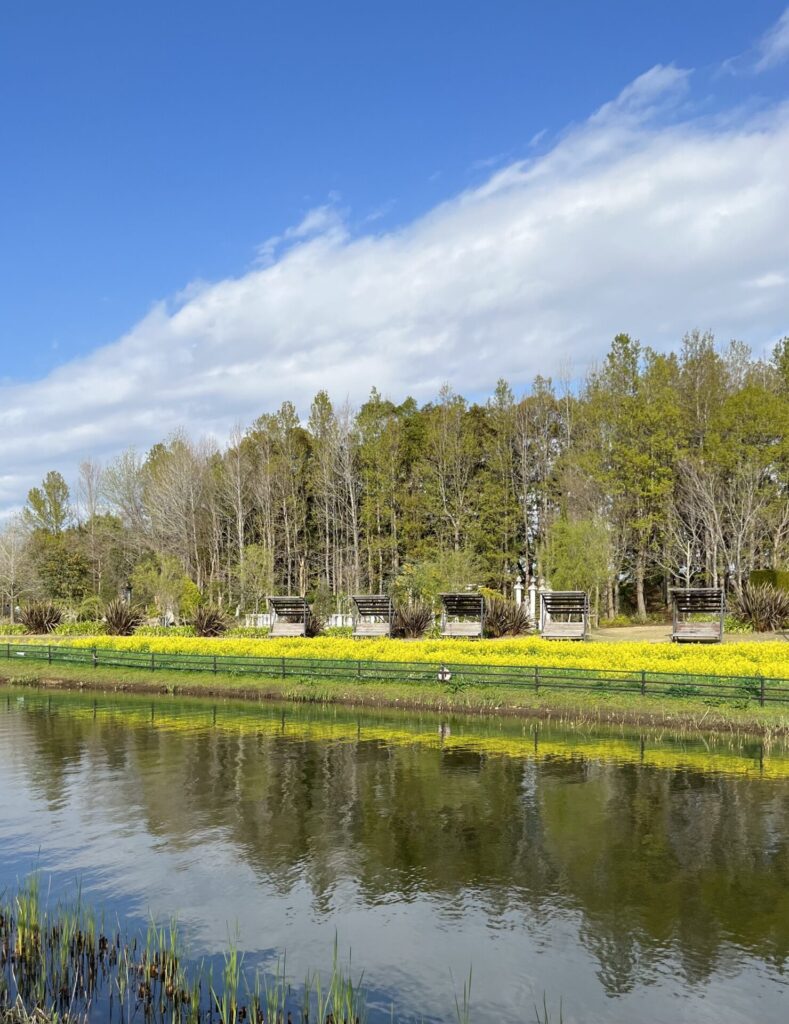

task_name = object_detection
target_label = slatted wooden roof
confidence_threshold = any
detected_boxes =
[440,593,484,618]
[671,588,725,614]
[352,595,393,619]
[268,596,310,618]
[541,591,589,615]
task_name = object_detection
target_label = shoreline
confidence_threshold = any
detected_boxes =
[3,662,788,737]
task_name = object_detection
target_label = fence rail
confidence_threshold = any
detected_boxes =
[3,642,789,706]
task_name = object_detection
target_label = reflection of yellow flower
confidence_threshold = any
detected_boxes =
[33,697,788,779]
[56,635,789,680]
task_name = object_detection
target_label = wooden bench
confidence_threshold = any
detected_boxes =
[440,593,484,638]
[540,591,589,641]
[671,588,724,643]
[352,595,393,638]
[268,596,311,637]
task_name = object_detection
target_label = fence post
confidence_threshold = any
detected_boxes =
[150,652,155,672]
[534,664,540,693]
[6,643,9,660]
[213,655,217,675]
[358,660,362,679]
[92,647,97,668]
[281,656,285,679]
[760,676,765,707]
[48,645,51,664]
[640,671,646,696]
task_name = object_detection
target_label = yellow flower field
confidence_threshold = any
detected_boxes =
[55,634,789,679]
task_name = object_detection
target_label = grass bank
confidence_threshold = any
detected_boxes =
[3,657,789,736]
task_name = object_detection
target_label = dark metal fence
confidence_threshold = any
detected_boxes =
[3,642,789,706]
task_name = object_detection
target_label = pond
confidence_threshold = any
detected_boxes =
[2,687,788,1023]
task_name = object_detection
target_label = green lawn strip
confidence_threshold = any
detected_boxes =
[2,658,788,734]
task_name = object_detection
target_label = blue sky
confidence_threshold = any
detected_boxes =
[2,0,787,379]
[0,1,788,510]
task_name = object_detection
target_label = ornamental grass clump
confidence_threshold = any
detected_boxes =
[484,596,532,638]
[20,602,62,635]
[392,601,434,638]
[104,598,144,636]
[305,610,325,637]
[734,583,789,632]
[190,604,229,637]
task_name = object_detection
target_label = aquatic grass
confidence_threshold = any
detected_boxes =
[0,887,383,1023]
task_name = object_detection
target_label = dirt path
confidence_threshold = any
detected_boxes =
[590,624,787,643]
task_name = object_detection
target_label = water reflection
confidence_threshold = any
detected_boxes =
[1,689,788,1023]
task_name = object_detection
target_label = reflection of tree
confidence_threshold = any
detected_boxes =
[7,694,789,995]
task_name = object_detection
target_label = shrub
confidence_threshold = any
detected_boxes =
[0,622,26,635]
[20,602,62,634]
[54,620,107,636]
[723,614,753,635]
[733,583,789,632]
[599,615,631,628]
[104,599,144,636]
[226,626,270,638]
[190,605,229,637]
[484,597,532,638]
[750,569,789,593]
[76,596,103,621]
[323,625,353,637]
[134,625,196,637]
[393,601,434,638]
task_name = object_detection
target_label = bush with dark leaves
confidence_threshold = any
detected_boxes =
[190,605,229,637]
[104,599,144,636]
[20,602,62,635]
[733,583,789,632]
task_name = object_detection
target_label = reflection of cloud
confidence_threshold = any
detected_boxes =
[2,64,789,509]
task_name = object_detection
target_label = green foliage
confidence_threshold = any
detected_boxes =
[239,543,274,612]
[28,532,90,603]
[724,614,753,635]
[323,625,353,637]
[134,625,196,637]
[309,582,337,619]
[22,470,70,534]
[130,556,201,621]
[750,569,789,593]
[733,583,789,632]
[226,626,269,637]
[54,619,107,636]
[392,548,485,607]
[599,615,631,628]
[20,602,62,634]
[76,595,103,621]
[0,622,26,635]
[190,605,229,637]
[104,599,144,636]
[541,518,610,595]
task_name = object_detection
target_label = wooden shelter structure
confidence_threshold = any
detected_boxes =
[351,595,394,638]
[670,588,725,643]
[440,593,484,638]
[540,591,589,640]
[267,596,311,637]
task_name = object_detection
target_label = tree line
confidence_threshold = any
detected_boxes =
[1,330,787,622]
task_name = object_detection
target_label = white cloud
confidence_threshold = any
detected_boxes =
[1,66,789,511]
[755,7,789,71]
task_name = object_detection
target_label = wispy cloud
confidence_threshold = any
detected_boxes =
[1,64,788,511]
[755,7,789,71]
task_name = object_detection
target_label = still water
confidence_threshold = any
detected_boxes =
[1,687,788,1023]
